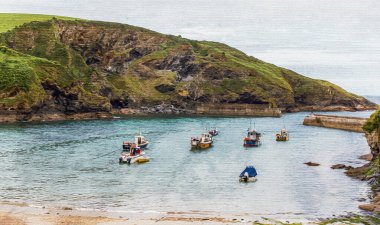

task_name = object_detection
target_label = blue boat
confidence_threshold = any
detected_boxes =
[243,130,261,147]
[239,166,258,182]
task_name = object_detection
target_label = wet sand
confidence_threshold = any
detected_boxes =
[0,202,257,225]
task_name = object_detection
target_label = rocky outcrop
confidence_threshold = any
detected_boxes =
[0,18,377,122]
[304,162,320,166]
[366,130,380,158]
[341,110,380,212]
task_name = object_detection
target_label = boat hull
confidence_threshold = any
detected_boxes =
[276,137,289,141]
[138,142,149,148]
[199,142,212,149]
[243,140,261,147]
[119,153,149,164]
[239,177,257,182]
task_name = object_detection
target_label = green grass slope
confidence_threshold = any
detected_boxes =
[0,13,77,33]
[364,109,380,134]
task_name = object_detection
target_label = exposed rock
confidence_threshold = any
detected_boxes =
[358,204,375,211]
[359,153,373,161]
[304,162,320,166]
[155,84,176,93]
[345,164,369,180]
[331,164,347,169]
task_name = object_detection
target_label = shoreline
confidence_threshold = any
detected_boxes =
[0,105,377,124]
[1,201,379,225]
[0,201,357,225]
[0,202,308,225]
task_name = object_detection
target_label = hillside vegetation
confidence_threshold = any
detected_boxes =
[0,14,376,120]
[0,13,77,33]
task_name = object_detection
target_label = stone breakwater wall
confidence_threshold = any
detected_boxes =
[0,110,111,123]
[303,114,368,132]
[196,104,282,117]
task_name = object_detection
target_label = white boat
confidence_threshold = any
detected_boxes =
[191,133,213,149]
[135,134,149,148]
[122,133,149,150]
[190,137,200,148]
[119,145,150,164]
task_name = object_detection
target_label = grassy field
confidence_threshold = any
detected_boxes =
[0,13,77,33]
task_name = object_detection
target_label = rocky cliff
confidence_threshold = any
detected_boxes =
[364,110,380,177]
[364,110,380,158]
[354,110,380,212]
[0,17,376,122]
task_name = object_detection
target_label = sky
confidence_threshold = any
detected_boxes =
[1,0,379,96]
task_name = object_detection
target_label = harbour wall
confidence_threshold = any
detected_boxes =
[195,103,282,117]
[303,114,368,132]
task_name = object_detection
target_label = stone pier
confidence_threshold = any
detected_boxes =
[196,103,282,117]
[303,114,368,132]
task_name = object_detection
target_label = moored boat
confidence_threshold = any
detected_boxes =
[276,128,289,141]
[243,130,261,147]
[191,137,200,148]
[191,133,213,149]
[122,133,149,150]
[199,133,213,148]
[135,134,149,148]
[208,128,219,136]
[239,166,258,182]
[122,141,133,151]
[119,144,150,164]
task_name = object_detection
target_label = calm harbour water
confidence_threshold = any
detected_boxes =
[0,110,377,218]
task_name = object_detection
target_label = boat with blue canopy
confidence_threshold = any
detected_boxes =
[239,166,258,182]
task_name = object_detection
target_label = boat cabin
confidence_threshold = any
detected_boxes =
[200,133,213,143]
[129,144,142,156]
[135,135,145,145]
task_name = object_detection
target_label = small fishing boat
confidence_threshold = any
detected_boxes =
[191,137,200,148]
[119,144,150,164]
[122,133,149,150]
[276,128,289,141]
[134,134,149,148]
[122,141,133,151]
[239,166,258,182]
[243,129,261,147]
[199,133,213,148]
[191,133,213,149]
[208,128,219,136]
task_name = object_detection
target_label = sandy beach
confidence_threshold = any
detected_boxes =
[0,202,321,225]
[0,202,250,225]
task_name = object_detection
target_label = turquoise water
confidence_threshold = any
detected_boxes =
[0,110,376,218]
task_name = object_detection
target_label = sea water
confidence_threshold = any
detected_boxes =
[0,110,376,218]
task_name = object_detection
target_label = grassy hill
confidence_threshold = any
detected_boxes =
[0,13,77,33]
[0,14,376,121]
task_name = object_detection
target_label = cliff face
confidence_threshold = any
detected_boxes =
[364,110,380,160]
[0,18,376,121]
